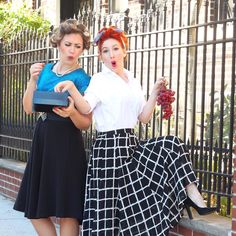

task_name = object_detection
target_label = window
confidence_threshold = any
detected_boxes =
[110,0,128,13]
[33,0,41,9]
[210,0,234,21]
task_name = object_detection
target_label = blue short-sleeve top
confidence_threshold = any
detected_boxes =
[37,63,91,95]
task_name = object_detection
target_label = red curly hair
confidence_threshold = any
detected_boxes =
[94,26,128,52]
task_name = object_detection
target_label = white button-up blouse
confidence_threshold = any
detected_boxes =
[84,65,146,132]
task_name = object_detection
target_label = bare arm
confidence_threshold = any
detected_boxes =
[69,109,92,130]
[53,96,92,130]
[138,77,166,124]
[54,80,91,114]
[23,63,45,114]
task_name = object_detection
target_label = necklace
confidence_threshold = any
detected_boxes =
[55,62,79,77]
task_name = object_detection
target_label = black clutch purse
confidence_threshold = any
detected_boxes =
[33,90,69,112]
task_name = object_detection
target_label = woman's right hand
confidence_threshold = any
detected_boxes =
[29,63,45,81]
[55,80,91,114]
[54,80,75,93]
[23,63,44,114]
[53,96,75,118]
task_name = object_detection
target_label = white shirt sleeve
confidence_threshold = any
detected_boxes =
[84,75,101,111]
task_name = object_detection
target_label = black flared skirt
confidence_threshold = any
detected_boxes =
[14,113,87,223]
[82,129,197,236]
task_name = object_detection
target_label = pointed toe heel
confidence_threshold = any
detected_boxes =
[184,197,217,219]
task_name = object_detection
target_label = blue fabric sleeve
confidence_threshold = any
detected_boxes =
[74,70,91,95]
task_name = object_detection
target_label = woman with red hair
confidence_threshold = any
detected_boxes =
[55,26,216,236]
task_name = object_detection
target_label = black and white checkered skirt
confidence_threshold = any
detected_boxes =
[82,129,197,236]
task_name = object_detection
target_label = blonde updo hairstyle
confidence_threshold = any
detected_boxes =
[50,19,90,50]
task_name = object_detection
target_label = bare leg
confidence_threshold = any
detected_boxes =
[186,183,207,207]
[31,218,57,236]
[60,218,80,236]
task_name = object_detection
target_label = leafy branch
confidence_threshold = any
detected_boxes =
[0,2,50,43]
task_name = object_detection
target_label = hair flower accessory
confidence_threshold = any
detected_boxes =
[93,27,123,46]
[93,31,105,45]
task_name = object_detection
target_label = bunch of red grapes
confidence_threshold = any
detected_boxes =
[157,84,175,120]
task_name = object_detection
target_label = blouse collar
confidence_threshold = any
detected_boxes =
[101,64,133,82]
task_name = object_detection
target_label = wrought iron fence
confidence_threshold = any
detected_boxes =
[0,1,235,216]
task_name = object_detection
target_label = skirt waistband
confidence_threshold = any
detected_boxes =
[38,112,71,122]
[98,128,134,137]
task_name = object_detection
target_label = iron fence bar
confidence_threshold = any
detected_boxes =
[0,42,3,157]
[207,1,217,205]
[195,169,232,177]
[137,16,146,139]
[126,37,236,51]
[0,144,30,153]
[19,33,24,142]
[200,0,209,203]
[173,0,181,136]
[190,4,200,177]
[183,0,191,143]
[201,191,230,197]
[9,42,14,140]
[2,45,7,133]
[24,29,31,141]
[159,2,167,136]
[16,35,22,155]
[134,19,144,140]
[227,1,236,214]
[151,6,160,138]
[2,37,236,63]
[2,47,50,56]
[0,134,32,142]
[80,17,235,38]
[216,15,227,209]
[222,144,228,197]
[89,12,96,77]
[144,11,152,139]
[168,0,175,135]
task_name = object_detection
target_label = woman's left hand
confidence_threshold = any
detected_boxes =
[52,96,76,118]
[151,77,167,98]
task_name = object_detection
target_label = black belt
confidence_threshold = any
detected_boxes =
[98,128,134,136]
[38,112,71,122]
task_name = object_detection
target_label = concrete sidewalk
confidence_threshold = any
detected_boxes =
[0,193,231,236]
[0,194,37,236]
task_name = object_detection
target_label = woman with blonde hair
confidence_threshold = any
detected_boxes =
[14,19,92,236]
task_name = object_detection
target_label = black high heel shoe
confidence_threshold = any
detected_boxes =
[184,197,217,219]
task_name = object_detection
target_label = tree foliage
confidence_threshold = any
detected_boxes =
[205,86,236,143]
[0,2,50,43]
